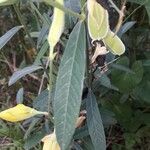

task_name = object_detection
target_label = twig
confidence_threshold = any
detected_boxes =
[114,0,126,35]
[38,59,50,95]
[123,5,143,23]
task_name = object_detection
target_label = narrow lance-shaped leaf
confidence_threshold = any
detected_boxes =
[54,22,86,150]
[86,89,106,150]
[0,26,23,50]
[9,65,43,86]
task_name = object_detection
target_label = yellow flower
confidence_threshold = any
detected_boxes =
[0,104,48,122]
[42,132,60,150]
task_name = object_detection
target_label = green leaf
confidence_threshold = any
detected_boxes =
[111,63,135,74]
[34,41,49,64]
[82,136,95,150]
[33,89,54,112]
[24,130,46,150]
[0,26,22,50]
[16,88,24,104]
[99,74,119,91]
[54,21,86,150]
[74,125,89,140]
[33,90,49,111]
[143,59,150,66]
[111,57,143,93]
[9,65,43,86]
[86,90,106,150]
[118,21,136,37]
[132,81,150,103]
[65,0,81,28]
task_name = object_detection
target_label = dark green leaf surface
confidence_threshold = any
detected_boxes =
[24,130,46,150]
[34,41,49,64]
[86,90,106,150]
[111,57,143,93]
[54,22,86,150]
[128,0,150,22]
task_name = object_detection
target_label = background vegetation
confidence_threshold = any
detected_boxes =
[0,0,150,149]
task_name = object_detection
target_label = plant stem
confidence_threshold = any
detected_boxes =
[44,0,85,20]
[123,5,143,23]
[13,4,36,49]
[48,48,54,114]
[85,24,92,88]
[38,59,50,95]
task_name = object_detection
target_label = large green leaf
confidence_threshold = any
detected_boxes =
[86,89,106,150]
[53,21,86,150]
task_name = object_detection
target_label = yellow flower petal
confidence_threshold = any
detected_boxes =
[42,132,60,150]
[0,104,48,122]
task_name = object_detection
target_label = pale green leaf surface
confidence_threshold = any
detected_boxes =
[88,2,109,40]
[103,31,125,55]
[54,22,86,150]
[92,1,104,27]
